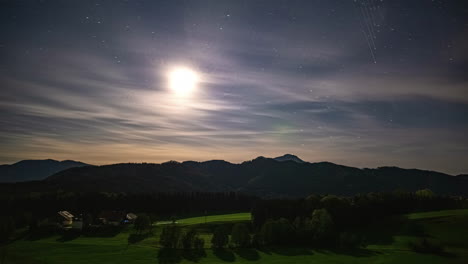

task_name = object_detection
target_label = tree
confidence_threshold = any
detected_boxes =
[259,218,294,246]
[160,224,181,248]
[251,233,261,248]
[415,189,434,198]
[0,217,15,243]
[134,214,151,234]
[231,223,250,247]
[83,214,93,230]
[211,226,229,248]
[293,216,312,242]
[194,237,205,249]
[320,195,351,229]
[181,228,197,250]
[28,217,38,233]
[259,220,273,245]
[339,232,364,248]
[310,208,335,244]
[305,194,321,213]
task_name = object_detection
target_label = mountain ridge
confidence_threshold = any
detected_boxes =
[273,154,305,163]
[2,155,466,197]
[40,155,467,197]
[0,159,91,182]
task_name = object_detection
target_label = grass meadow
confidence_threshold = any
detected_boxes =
[2,210,468,264]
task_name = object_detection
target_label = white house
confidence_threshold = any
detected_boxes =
[57,211,74,228]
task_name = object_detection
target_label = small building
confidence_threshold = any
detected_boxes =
[98,211,138,225]
[58,211,74,228]
[125,213,138,224]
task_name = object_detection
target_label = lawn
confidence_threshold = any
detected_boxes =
[406,209,468,219]
[2,210,468,264]
[176,213,251,225]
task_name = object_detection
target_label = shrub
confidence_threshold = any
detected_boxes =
[403,221,425,236]
[0,217,15,242]
[338,232,364,248]
[231,223,251,248]
[211,226,229,248]
[160,224,181,248]
[194,237,205,249]
[409,238,444,254]
[258,218,295,246]
[134,214,151,234]
[251,233,261,248]
[181,229,197,250]
[310,209,335,245]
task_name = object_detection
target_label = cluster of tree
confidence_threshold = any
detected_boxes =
[1,188,466,245]
[252,209,364,248]
[158,223,252,250]
[208,223,252,248]
[245,190,467,248]
[197,189,458,248]
[160,218,362,250]
[408,238,445,254]
[133,214,152,234]
[251,189,466,230]
[0,217,15,243]
[159,225,204,250]
[211,226,230,248]
[0,191,257,231]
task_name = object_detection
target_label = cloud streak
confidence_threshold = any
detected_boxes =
[0,0,467,174]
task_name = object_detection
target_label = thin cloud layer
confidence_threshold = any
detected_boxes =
[0,0,467,174]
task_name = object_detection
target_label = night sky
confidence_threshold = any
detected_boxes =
[1,0,467,174]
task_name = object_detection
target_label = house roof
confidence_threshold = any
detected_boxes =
[58,211,74,220]
[126,213,138,220]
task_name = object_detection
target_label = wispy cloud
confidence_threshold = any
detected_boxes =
[0,0,467,174]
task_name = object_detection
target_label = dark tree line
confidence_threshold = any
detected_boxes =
[250,190,467,247]
[159,224,205,250]
[1,187,466,246]
[0,191,257,230]
[0,217,15,243]
[251,190,466,230]
[159,223,249,249]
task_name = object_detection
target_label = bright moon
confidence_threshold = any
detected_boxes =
[168,67,199,95]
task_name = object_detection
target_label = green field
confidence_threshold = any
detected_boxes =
[2,210,468,264]
[175,213,251,225]
[406,209,468,219]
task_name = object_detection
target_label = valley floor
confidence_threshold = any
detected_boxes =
[2,210,468,264]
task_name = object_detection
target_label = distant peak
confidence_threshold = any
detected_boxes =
[245,156,271,164]
[61,159,77,162]
[60,159,84,164]
[14,159,58,165]
[273,154,304,163]
[162,160,181,165]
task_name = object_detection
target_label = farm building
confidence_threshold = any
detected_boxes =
[57,211,84,230]
[57,211,74,228]
[98,211,138,225]
[125,213,138,223]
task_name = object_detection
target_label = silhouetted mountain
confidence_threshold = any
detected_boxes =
[46,161,224,193]
[40,155,468,197]
[0,159,90,182]
[274,154,304,163]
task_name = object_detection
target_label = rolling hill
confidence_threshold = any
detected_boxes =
[0,159,90,182]
[40,155,468,197]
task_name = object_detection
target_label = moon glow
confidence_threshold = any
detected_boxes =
[168,67,199,96]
